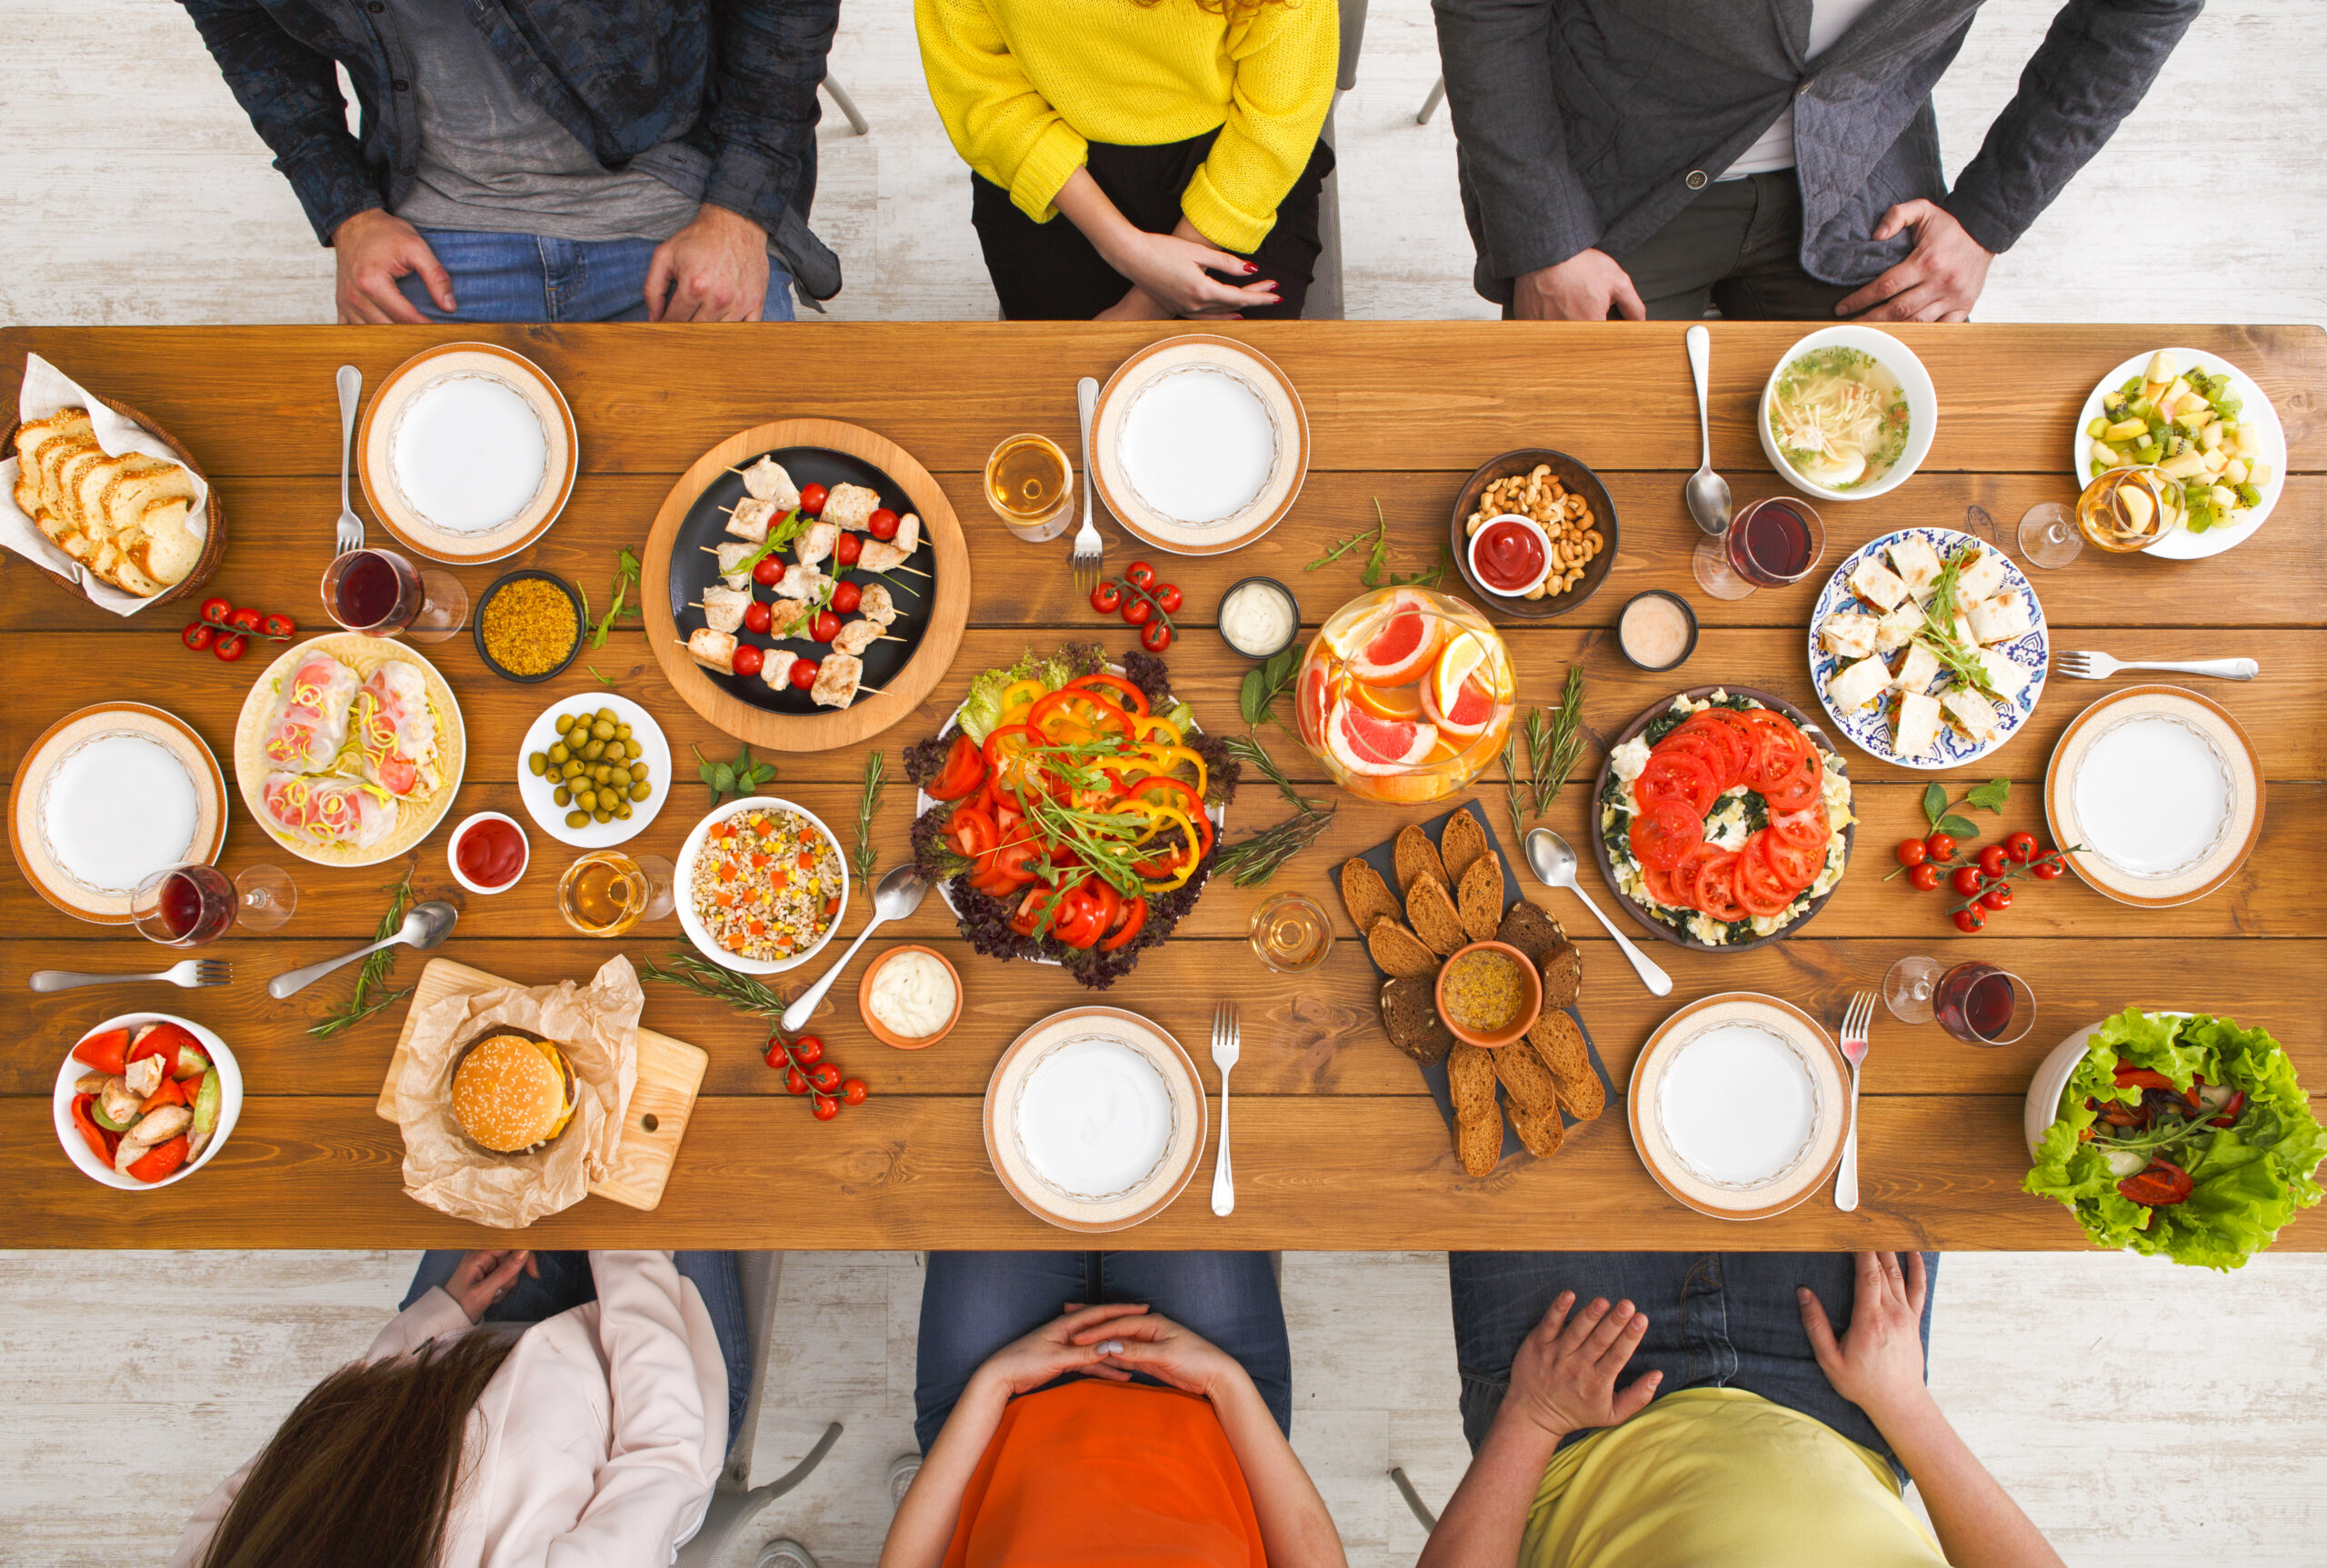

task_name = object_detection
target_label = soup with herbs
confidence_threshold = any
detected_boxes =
[1768,348,1911,491]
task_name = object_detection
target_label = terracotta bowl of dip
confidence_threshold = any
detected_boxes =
[1433,939,1543,1049]
[858,944,964,1050]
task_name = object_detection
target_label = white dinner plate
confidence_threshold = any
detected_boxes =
[2043,684,2262,907]
[9,704,227,924]
[983,1005,1206,1233]
[2070,347,2286,561]
[514,693,673,849]
[1089,335,1308,555]
[1628,993,1848,1221]
[1806,526,2047,770]
[358,342,577,564]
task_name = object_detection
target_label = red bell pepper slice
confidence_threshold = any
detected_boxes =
[2115,1157,2194,1208]
[137,1076,189,1115]
[1099,894,1148,952]
[71,1028,131,1075]
[1069,672,1149,716]
[125,1135,190,1185]
[68,1094,111,1164]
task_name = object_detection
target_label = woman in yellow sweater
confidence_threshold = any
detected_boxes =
[916,0,1339,319]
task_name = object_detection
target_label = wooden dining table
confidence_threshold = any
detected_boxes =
[4,321,2320,1252]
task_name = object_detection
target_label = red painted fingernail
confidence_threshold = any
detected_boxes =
[1244,263,1259,274]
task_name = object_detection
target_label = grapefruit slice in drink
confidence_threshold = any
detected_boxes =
[1342,590,1444,687]
[1296,660,1346,746]
[1324,698,1437,777]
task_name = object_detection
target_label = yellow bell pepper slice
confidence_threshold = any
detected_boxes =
[1127,802,1202,894]
[1130,714,1183,747]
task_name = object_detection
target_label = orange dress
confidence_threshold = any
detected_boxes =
[944,1379,1267,1567]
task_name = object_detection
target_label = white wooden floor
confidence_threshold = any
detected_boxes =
[5,0,2325,1562]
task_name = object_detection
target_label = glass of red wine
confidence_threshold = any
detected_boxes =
[1933,961,2035,1046]
[131,863,299,945]
[1693,495,1825,602]
[321,545,466,644]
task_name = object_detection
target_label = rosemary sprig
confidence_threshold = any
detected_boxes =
[1213,734,1335,887]
[308,861,418,1039]
[1530,664,1588,817]
[639,951,794,1018]
[854,749,885,884]
[1501,734,1529,853]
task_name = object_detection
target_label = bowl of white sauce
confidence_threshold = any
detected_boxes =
[858,944,962,1048]
[1215,576,1299,661]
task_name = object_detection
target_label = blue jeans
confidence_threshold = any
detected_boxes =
[914,1252,1291,1455]
[397,229,796,324]
[404,1249,750,1456]
[1449,1252,1939,1483]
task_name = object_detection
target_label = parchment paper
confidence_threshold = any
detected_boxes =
[0,352,212,616]
[394,954,643,1229]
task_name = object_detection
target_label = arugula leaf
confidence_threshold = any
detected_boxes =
[588,663,618,686]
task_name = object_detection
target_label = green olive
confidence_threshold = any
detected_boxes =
[603,740,627,762]
[614,799,634,820]
[527,752,548,777]
[561,758,584,780]
[594,706,617,724]
[553,784,572,806]
[629,761,651,781]
[592,807,614,824]
[565,809,588,829]
[574,788,598,812]
[592,765,613,785]
[614,724,634,742]
[609,764,632,786]
[590,718,616,742]
[629,781,653,803]
[582,739,605,761]
[556,713,578,733]
[548,742,569,764]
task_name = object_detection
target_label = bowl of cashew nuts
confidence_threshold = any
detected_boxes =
[1448,449,1619,619]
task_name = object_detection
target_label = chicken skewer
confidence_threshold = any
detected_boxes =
[732,455,802,508]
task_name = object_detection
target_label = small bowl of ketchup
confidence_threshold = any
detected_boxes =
[1467,514,1553,598]
[448,812,529,895]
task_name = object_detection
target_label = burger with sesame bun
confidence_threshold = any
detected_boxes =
[450,1032,579,1154]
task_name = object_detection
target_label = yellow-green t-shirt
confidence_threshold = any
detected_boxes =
[1521,1388,1948,1567]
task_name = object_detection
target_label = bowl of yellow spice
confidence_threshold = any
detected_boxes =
[1435,939,1544,1050]
[474,569,584,684]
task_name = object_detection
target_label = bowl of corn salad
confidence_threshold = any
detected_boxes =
[674,796,851,974]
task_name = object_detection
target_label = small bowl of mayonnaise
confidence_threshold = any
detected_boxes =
[858,944,964,1049]
[1215,576,1300,661]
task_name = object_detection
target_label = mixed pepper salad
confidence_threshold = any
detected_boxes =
[2026,1009,2323,1270]
[906,645,1237,988]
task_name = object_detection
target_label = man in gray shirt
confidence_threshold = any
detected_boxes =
[1430,0,2202,321]
[185,0,841,324]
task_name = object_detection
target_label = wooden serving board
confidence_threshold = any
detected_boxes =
[374,957,710,1213]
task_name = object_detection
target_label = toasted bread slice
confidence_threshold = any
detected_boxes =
[1393,823,1448,895]
[1447,1042,1499,1122]
[1539,940,1583,1011]
[1554,1066,1605,1123]
[1457,854,1503,944]
[1366,916,1439,980]
[1510,1104,1566,1159]
[1495,901,1568,967]
[1492,1034,1562,1117]
[38,434,99,523]
[128,499,202,587]
[1338,857,1403,934]
[1406,874,1468,956]
[1455,1108,1504,1177]
[1526,1007,1591,1083]
[1379,975,1453,1065]
[1440,809,1489,884]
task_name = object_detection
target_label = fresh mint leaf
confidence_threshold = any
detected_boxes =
[1921,782,1947,828]
[1964,779,2012,814]
[1936,814,1979,839]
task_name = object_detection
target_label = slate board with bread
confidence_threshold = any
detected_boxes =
[1341,800,1618,1175]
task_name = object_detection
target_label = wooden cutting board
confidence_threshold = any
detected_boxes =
[375,957,709,1213]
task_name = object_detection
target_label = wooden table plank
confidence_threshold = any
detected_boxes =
[5,323,2320,477]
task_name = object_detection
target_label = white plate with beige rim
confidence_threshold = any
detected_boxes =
[984,1005,1207,1233]
[358,342,578,564]
[2043,684,2262,908]
[9,703,227,924]
[2071,348,2285,561]
[1089,335,1308,556]
[1627,993,1850,1221]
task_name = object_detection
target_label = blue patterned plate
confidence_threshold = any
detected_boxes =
[1804,526,2047,771]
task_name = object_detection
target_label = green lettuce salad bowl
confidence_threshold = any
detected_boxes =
[2024,1009,2323,1270]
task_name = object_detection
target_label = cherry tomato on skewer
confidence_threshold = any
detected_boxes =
[812,609,843,643]
[743,600,774,635]
[798,483,828,516]
[733,644,765,678]
[867,507,900,541]
[834,532,863,566]
[753,557,784,586]
[832,582,863,614]
[789,659,820,690]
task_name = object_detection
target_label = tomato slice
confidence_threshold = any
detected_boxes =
[2115,1157,2193,1208]
[1734,834,1798,918]
[1650,732,1734,791]
[1635,752,1720,817]
[1659,719,1747,792]
[1639,856,1687,910]
[1769,802,1829,854]
[1761,829,1822,891]
[1759,739,1824,813]
[989,838,1044,887]
[1099,894,1149,951]
[72,1027,132,1075]
[927,734,990,802]
[1743,721,1806,795]
[946,803,999,860]
[1693,851,1747,923]
[1629,801,1704,871]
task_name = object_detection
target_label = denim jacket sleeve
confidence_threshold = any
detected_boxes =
[700,0,840,237]
[179,0,382,245]
[1942,0,2202,255]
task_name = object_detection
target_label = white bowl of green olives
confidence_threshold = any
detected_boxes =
[516,693,674,849]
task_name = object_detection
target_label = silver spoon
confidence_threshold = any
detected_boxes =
[267,901,458,1000]
[779,864,930,1034]
[1523,829,1672,998]
[1683,325,1732,538]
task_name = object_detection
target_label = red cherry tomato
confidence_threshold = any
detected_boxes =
[789,659,819,690]
[785,1067,811,1095]
[866,507,899,541]
[1895,839,1927,868]
[181,623,215,652]
[834,531,863,566]
[841,1078,868,1106]
[1907,864,1941,893]
[1140,618,1173,653]
[1924,832,1956,861]
[763,1043,788,1070]
[1979,882,2013,911]
[1950,865,1986,897]
[831,582,862,614]
[809,1064,842,1091]
[1977,844,2010,877]
[213,632,248,662]
[1154,584,1183,614]
[790,1035,824,1066]
[812,610,842,643]
[262,614,296,640]
[812,1094,841,1121]
[2031,857,2063,881]
[753,556,784,586]
[2003,830,2038,864]
[732,644,765,678]
[1091,582,1123,614]
[1125,562,1156,589]
[1121,596,1154,627]
[743,600,774,635]
[227,606,264,634]
[799,483,828,515]
[198,596,232,625]
[1953,905,1986,934]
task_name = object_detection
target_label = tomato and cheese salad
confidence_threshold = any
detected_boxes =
[1599,692,1855,945]
[905,645,1238,988]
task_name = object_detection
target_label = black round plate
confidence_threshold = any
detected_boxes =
[1447,447,1620,620]
[473,568,584,684]
[666,447,935,714]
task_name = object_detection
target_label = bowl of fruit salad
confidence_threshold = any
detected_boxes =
[53,1014,241,1190]
[1294,587,1516,804]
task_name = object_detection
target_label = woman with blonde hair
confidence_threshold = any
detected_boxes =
[916,0,1339,319]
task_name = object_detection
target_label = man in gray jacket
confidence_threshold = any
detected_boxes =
[1432,0,2202,320]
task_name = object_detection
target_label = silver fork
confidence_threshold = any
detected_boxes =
[2055,650,2257,682]
[30,959,234,993]
[1210,1000,1240,1217]
[1070,375,1104,592]
[1835,991,1874,1212]
[334,364,365,555]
